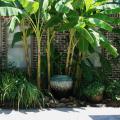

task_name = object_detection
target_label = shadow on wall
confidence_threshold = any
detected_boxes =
[90,115,120,120]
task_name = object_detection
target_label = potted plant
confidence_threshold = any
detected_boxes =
[84,81,105,102]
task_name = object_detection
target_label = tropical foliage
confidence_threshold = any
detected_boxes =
[0,0,120,107]
[105,79,120,101]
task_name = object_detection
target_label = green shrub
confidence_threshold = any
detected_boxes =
[105,80,120,101]
[83,81,105,97]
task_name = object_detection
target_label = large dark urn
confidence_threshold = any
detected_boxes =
[50,75,73,98]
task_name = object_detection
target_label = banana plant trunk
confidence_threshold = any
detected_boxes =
[46,29,51,90]
[20,20,31,79]
[65,29,75,74]
[74,52,83,95]
[37,38,41,89]
[46,29,55,90]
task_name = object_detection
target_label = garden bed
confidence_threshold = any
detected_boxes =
[0,0,120,111]
[0,97,120,110]
[48,97,120,108]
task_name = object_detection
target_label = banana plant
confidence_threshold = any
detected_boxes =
[0,0,32,78]
[42,0,120,90]
[16,0,42,89]
[0,0,22,17]
[1,0,120,91]
[0,0,57,89]
[0,0,41,88]
[42,0,64,89]
[52,0,120,94]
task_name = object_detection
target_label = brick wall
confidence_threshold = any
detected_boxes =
[0,18,7,69]
[31,32,69,69]
[0,15,120,80]
[103,14,120,80]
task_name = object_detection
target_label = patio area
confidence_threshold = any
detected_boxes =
[0,107,120,120]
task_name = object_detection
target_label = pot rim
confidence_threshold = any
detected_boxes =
[51,75,72,81]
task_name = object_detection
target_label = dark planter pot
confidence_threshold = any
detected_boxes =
[50,75,73,98]
[89,94,103,103]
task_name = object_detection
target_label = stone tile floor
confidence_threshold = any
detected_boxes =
[0,107,120,120]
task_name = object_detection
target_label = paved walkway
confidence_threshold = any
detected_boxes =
[0,107,120,120]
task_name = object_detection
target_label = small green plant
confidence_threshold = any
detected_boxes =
[84,81,105,97]
[105,80,120,101]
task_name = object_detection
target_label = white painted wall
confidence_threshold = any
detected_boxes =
[7,26,31,68]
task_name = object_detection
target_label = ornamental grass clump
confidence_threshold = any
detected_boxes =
[0,71,44,109]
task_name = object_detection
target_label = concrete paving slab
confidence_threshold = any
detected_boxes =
[0,107,120,120]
